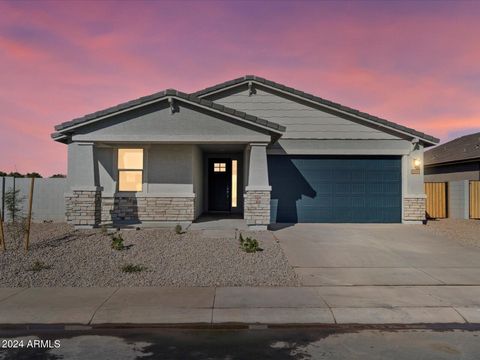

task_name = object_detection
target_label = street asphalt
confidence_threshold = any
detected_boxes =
[1,326,480,360]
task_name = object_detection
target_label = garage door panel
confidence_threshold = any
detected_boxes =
[268,155,402,223]
[351,196,366,207]
[300,195,333,206]
[383,171,401,181]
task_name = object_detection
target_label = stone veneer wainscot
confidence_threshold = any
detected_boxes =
[100,195,195,223]
[65,189,101,226]
[403,195,426,222]
[244,190,271,226]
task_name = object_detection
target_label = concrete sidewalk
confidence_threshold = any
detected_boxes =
[1,286,480,326]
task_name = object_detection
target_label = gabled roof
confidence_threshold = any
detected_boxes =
[425,131,480,166]
[52,89,285,142]
[193,75,440,145]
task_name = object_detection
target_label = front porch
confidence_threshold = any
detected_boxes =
[189,213,248,231]
[65,142,272,230]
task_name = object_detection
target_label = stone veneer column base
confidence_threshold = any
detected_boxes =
[244,190,271,229]
[100,196,195,224]
[65,189,101,228]
[403,195,426,223]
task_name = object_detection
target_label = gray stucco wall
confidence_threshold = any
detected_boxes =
[425,161,480,182]
[211,85,402,140]
[67,142,96,189]
[405,143,425,196]
[95,147,115,194]
[448,180,469,219]
[67,143,196,196]
[1,177,67,222]
[268,139,412,155]
[192,145,203,219]
[70,101,270,143]
[147,145,193,195]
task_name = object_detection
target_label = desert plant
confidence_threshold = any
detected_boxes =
[4,188,28,243]
[175,224,183,234]
[111,232,125,250]
[28,261,52,272]
[4,188,25,222]
[239,233,262,253]
[121,264,146,273]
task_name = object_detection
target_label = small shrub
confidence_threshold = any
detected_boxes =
[175,224,183,234]
[121,264,146,273]
[111,232,125,251]
[4,188,25,222]
[4,188,28,242]
[239,233,262,253]
[28,261,52,272]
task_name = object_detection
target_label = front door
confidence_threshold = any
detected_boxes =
[208,158,231,212]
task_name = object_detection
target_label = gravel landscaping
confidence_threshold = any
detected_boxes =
[424,218,480,247]
[0,223,299,287]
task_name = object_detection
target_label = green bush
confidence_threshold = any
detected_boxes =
[239,233,262,253]
[28,261,52,272]
[121,264,146,273]
[111,232,125,251]
[175,224,183,234]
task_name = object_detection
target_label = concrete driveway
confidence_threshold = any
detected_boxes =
[272,224,480,286]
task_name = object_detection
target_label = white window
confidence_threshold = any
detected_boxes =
[118,148,143,192]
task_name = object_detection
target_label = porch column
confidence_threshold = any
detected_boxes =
[65,142,101,228]
[244,143,271,230]
[402,141,426,224]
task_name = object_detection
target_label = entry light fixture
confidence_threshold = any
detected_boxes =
[413,158,421,170]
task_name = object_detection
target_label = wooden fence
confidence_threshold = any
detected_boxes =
[470,181,480,219]
[425,182,447,219]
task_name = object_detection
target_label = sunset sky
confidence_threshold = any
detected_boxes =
[1,0,479,176]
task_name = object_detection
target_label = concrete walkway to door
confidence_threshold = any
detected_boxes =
[271,223,480,286]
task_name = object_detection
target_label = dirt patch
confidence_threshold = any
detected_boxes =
[424,219,480,248]
[0,223,299,287]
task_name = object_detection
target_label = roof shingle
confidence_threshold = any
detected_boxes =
[425,132,480,166]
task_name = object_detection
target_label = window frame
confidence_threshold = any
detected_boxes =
[117,148,145,193]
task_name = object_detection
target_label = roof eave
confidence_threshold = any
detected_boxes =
[425,156,480,167]
[52,93,284,139]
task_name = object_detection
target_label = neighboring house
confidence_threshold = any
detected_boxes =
[425,132,480,182]
[52,75,439,229]
[424,132,480,219]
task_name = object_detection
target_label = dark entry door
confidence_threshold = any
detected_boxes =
[208,158,231,212]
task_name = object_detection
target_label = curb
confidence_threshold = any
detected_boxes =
[2,323,480,332]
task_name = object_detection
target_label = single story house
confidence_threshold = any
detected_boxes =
[425,132,480,219]
[52,75,439,229]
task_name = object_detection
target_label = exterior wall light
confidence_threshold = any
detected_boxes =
[413,158,421,169]
[411,158,421,174]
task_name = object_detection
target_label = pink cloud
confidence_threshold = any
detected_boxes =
[0,0,479,176]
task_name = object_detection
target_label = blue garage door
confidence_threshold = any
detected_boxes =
[268,156,402,223]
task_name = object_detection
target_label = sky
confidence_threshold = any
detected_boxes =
[0,0,479,176]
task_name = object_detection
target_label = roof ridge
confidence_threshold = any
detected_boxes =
[192,75,439,144]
